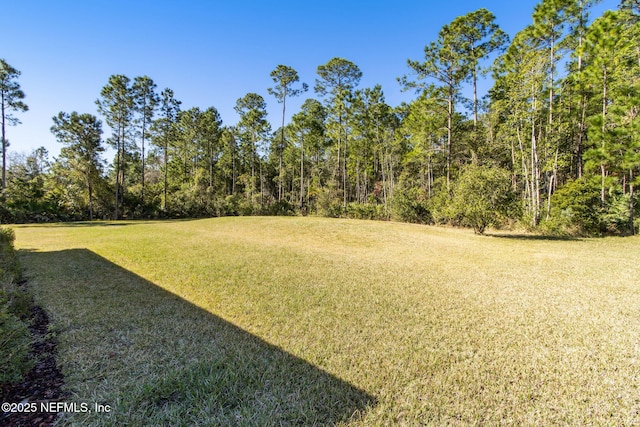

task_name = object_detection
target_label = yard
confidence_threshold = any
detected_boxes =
[13,217,640,425]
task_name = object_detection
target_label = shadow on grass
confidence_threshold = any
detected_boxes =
[486,233,582,241]
[19,249,375,425]
[44,218,201,227]
[50,221,131,227]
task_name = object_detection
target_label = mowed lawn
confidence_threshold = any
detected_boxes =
[13,217,640,425]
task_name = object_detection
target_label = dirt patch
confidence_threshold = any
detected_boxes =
[1,305,67,427]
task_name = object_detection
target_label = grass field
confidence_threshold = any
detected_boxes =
[12,217,640,425]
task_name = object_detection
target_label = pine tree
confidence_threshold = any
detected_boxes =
[492,31,549,225]
[448,9,508,135]
[151,88,181,213]
[234,93,271,205]
[290,99,328,210]
[0,59,28,197]
[96,75,134,219]
[268,65,308,201]
[132,76,159,208]
[583,11,627,205]
[401,22,468,189]
[315,58,362,207]
[50,112,104,220]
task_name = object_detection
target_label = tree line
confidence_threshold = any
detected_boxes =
[1,0,638,235]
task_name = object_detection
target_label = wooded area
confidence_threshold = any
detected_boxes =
[1,0,639,235]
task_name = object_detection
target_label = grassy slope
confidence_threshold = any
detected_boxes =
[13,217,640,425]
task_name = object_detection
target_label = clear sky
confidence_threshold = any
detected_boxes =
[4,0,618,161]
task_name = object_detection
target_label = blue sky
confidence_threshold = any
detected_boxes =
[4,0,618,161]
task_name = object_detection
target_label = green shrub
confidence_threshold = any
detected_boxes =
[0,226,34,387]
[450,165,518,234]
[427,186,453,225]
[263,200,297,216]
[317,186,343,218]
[4,287,33,320]
[543,178,602,236]
[237,198,256,216]
[0,305,34,385]
[0,227,20,282]
[223,194,241,216]
[601,193,636,235]
[390,185,431,224]
[346,203,389,221]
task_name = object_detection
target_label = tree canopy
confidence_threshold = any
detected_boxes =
[2,1,639,236]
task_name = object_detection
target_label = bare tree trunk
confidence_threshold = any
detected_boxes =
[549,33,555,132]
[511,139,517,191]
[231,139,236,196]
[577,95,586,178]
[1,92,6,198]
[343,107,349,209]
[381,149,388,209]
[209,143,213,188]
[87,173,94,221]
[472,61,478,130]
[389,159,395,198]
[531,120,540,227]
[120,121,127,218]
[576,0,587,178]
[447,85,453,191]
[630,169,635,235]
[251,134,256,200]
[546,148,559,220]
[356,158,361,203]
[114,127,121,220]
[259,159,264,207]
[300,138,304,208]
[601,68,608,206]
[279,90,286,202]
[517,126,531,213]
[545,34,556,221]
[141,112,146,208]
[163,139,168,212]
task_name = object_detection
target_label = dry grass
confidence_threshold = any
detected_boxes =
[13,217,640,425]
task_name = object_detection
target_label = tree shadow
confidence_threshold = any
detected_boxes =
[18,249,376,425]
[42,218,200,227]
[49,221,131,227]
[485,233,582,242]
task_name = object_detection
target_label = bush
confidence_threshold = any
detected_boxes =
[601,193,636,235]
[263,200,297,216]
[390,185,431,224]
[450,165,517,234]
[543,178,602,236]
[317,186,344,218]
[0,306,34,385]
[0,227,20,281]
[223,195,241,216]
[0,226,34,388]
[346,203,389,221]
[427,186,453,226]
[238,197,256,216]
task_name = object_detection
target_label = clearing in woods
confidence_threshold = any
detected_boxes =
[13,217,640,425]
